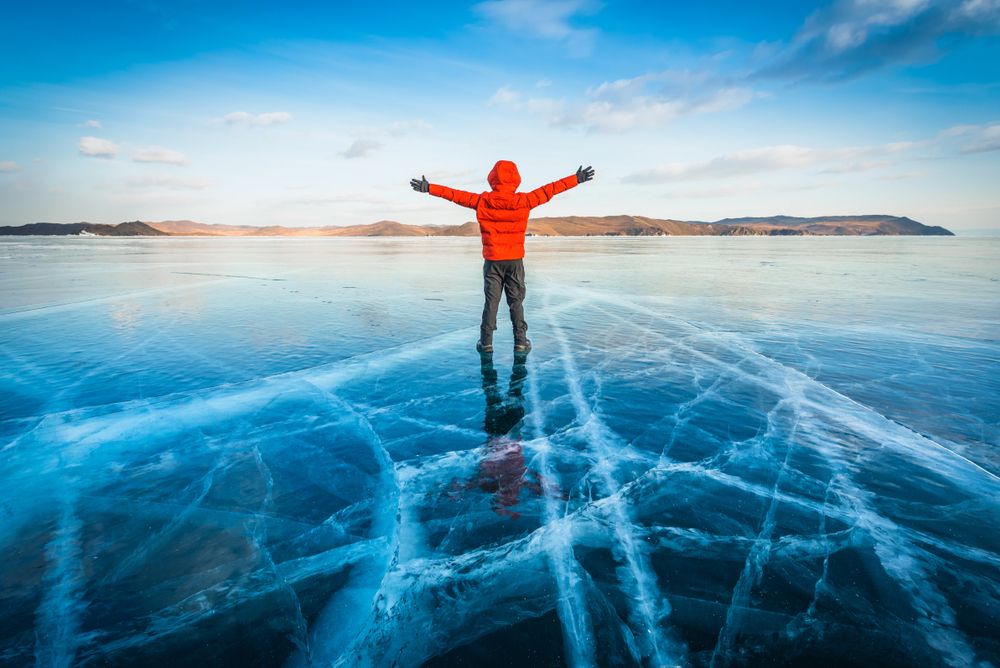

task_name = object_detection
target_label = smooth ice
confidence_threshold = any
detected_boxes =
[1,236,998,667]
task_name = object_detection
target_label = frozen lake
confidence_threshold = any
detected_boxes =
[1,236,998,667]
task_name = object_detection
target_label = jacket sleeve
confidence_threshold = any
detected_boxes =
[429,184,481,209]
[522,174,578,209]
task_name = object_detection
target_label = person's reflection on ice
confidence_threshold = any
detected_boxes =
[467,352,548,519]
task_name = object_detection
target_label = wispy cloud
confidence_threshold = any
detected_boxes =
[341,138,381,159]
[757,0,1000,82]
[661,180,830,199]
[567,75,754,132]
[284,191,396,207]
[487,2,998,133]
[475,0,599,55]
[488,86,520,106]
[78,136,119,158]
[386,119,432,136]
[624,141,916,184]
[216,111,292,127]
[625,119,1000,185]
[487,86,562,114]
[0,161,20,173]
[944,121,1000,153]
[426,167,479,183]
[818,159,892,174]
[490,69,755,132]
[125,174,211,190]
[340,119,430,159]
[133,146,188,165]
[83,119,102,129]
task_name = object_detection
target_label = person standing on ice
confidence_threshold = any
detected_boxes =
[410,161,595,354]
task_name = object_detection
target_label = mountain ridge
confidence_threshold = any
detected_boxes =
[0,215,955,237]
[147,215,955,237]
[0,221,168,236]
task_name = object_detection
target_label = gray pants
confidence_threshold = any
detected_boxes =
[481,259,527,345]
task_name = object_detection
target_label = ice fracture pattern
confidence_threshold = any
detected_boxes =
[1,237,998,667]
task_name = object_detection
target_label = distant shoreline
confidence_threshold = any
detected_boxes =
[0,215,956,237]
[0,235,970,240]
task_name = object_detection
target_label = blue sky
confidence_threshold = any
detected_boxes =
[1,0,998,232]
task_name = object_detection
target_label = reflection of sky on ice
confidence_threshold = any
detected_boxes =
[1,237,998,667]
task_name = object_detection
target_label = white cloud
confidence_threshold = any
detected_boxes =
[567,84,754,132]
[950,121,1000,153]
[84,119,102,129]
[624,142,917,184]
[341,139,382,159]
[486,86,563,121]
[426,168,478,181]
[488,86,521,106]
[819,159,892,174]
[490,70,754,132]
[333,120,430,163]
[133,146,189,165]
[575,70,758,132]
[125,174,211,190]
[626,123,999,186]
[285,191,397,207]
[475,0,599,55]
[254,111,292,126]
[217,111,292,126]
[221,111,252,124]
[484,3,998,133]
[0,161,20,173]
[661,180,829,199]
[758,0,1000,81]
[386,119,432,136]
[78,136,119,158]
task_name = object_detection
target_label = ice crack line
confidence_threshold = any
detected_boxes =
[711,380,804,667]
[604,292,999,486]
[289,386,400,668]
[101,464,220,586]
[603,292,991,665]
[249,444,312,660]
[34,493,89,668]
[525,355,596,668]
[0,279,233,321]
[544,294,685,667]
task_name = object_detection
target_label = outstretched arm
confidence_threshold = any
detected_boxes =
[523,165,595,208]
[429,183,481,209]
[410,174,480,209]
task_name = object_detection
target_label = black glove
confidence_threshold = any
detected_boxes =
[576,165,595,184]
[410,175,429,193]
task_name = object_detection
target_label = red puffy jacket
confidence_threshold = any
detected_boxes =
[429,160,578,261]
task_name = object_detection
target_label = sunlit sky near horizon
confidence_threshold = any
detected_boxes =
[1,0,999,232]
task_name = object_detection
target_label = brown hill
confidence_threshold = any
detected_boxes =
[144,215,951,237]
[145,219,482,237]
[706,215,953,236]
[527,216,715,236]
[0,221,168,236]
[4,215,951,237]
[146,220,260,236]
[326,220,437,236]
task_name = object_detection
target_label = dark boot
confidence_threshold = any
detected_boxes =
[513,339,531,354]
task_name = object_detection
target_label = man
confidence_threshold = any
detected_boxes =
[411,160,595,354]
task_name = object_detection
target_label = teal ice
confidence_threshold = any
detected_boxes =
[1,237,998,667]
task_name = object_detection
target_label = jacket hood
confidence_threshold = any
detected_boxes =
[487,160,521,193]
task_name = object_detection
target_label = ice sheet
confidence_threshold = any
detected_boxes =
[1,236,998,667]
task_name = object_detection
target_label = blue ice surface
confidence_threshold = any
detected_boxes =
[1,236,998,667]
